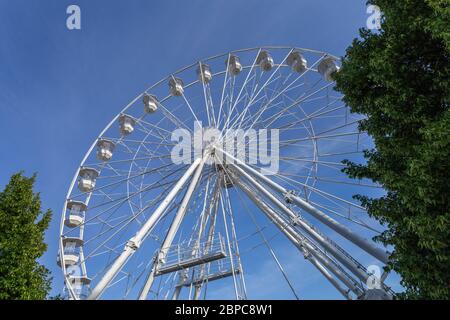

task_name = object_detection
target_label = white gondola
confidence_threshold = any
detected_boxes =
[119,114,135,135]
[287,50,308,73]
[225,54,242,75]
[257,50,274,71]
[58,237,84,267]
[77,167,99,192]
[65,200,86,228]
[197,63,212,83]
[67,275,91,299]
[169,77,184,96]
[97,138,115,161]
[143,94,158,113]
[318,56,340,81]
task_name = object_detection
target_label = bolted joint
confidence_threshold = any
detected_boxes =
[302,250,311,260]
[157,252,167,265]
[284,190,296,204]
[125,237,141,251]
[291,215,302,226]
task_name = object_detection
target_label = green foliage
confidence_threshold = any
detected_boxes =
[335,0,449,299]
[0,172,52,299]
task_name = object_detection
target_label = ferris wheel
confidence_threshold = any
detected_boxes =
[58,46,395,300]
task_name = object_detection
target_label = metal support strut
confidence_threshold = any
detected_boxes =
[88,157,203,300]
[138,155,208,299]
[216,148,390,264]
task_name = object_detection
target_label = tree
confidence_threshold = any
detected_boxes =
[334,0,449,299]
[0,172,52,299]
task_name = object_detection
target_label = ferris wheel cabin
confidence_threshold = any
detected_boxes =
[65,200,87,228]
[66,275,92,300]
[96,138,115,161]
[169,76,184,96]
[197,63,213,83]
[287,50,308,73]
[256,50,274,71]
[77,167,99,192]
[57,237,84,267]
[318,56,340,81]
[143,93,158,113]
[225,54,242,75]
[119,114,136,135]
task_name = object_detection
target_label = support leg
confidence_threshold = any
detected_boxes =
[88,158,203,300]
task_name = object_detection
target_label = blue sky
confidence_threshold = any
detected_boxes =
[0,0,402,299]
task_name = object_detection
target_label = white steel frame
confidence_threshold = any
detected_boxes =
[58,46,394,300]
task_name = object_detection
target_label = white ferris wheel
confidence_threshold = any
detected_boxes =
[58,46,395,300]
